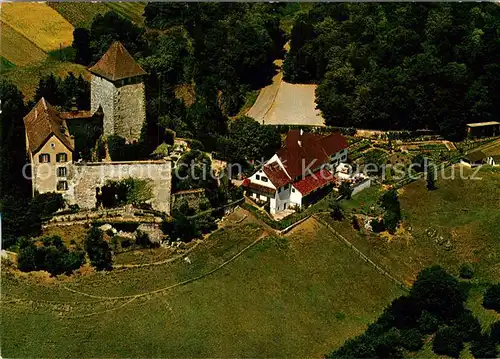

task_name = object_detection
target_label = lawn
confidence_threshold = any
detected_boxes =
[2,213,403,357]
[327,166,500,285]
[2,58,88,100]
[48,2,111,28]
[0,3,74,52]
[0,56,16,71]
[0,22,48,67]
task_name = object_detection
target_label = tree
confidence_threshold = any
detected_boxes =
[410,266,468,320]
[380,189,402,233]
[432,326,465,358]
[459,263,474,279]
[84,227,113,271]
[426,170,437,190]
[339,181,353,199]
[72,27,91,65]
[330,201,344,221]
[470,334,498,359]
[483,284,500,312]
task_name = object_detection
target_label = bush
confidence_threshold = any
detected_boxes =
[483,284,500,312]
[371,218,385,233]
[188,139,204,151]
[84,227,113,270]
[135,230,159,248]
[432,326,464,358]
[17,236,85,276]
[459,263,474,279]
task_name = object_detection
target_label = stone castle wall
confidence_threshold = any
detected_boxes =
[91,75,115,137]
[114,79,146,143]
[90,75,146,143]
[64,160,171,214]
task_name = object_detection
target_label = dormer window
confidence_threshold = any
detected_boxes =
[56,153,67,162]
[39,153,50,163]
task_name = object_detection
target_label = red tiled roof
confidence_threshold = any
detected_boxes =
[263,161,291,188]
[277,130,348,179]
[293,169,336,196]
[23,98,74,153]
[89,41,147,81]
[242,180,275,195]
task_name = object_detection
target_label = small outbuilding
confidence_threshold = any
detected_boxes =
[466,122,500,138]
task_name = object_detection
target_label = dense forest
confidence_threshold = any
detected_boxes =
[284,3,500,139]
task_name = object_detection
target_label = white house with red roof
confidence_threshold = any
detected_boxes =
[242,130,349,214]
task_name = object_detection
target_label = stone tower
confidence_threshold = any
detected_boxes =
[89,41,147,143]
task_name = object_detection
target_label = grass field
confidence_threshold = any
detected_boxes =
[48,2,111,28]
[2,211,403,357]
[2,58,88,100]
[0,22,48,67]
[328,166,500,285]
[1,3,74,52]
[0,56,16,71]
[104,2,146,25]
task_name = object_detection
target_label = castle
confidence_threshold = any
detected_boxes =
[23,42,171,214]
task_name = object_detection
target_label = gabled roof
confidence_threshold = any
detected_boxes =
[293,169,337,196]
[263,161,291,188]
[89,41,147,81]
[23,98,74,153]
[242,179,275,195]
[277,130,348,179]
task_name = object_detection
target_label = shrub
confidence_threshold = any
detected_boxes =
[371,218,385,233]
[483,284,500,312]
[17,236,85,276]
[188,139,204,151]
[135,230,159,248]
[432,326,464,358]
[459,263,474,279]
[84,227,113,271]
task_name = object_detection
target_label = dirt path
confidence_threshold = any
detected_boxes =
[246,70,283,123]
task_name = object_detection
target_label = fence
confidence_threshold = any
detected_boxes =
[314,215,409,292]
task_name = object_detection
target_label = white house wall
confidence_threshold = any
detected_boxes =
[248,169,276,190]
[289,186,303,208]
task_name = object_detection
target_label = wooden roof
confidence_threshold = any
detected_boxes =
[23,98,74,153]
[88,41,146,82]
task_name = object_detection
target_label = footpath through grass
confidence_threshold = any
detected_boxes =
[2,216,402,357]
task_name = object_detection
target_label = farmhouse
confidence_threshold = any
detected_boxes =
[461,138,500,167]
[23,42,172,214]
[242,130,349,214]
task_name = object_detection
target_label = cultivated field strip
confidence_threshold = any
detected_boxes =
[0,22,47,66]
[0,3,74,52]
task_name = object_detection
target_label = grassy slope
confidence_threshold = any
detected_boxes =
[104,2,146,25]
[0,22,47,67]
[0,3,74,52]
[2,58,88,100]
[48,2,110,28]
[329,166,500,285]
[2,217,403,357]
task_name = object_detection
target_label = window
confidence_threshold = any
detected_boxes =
[256,175,260,180]
[56,153,67,162]
[57,167,67,177]
[51,143,56,149]
[57,181,68,191]
[261,176,268,182]
[292,188,295,193]
[39,153,50,163]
